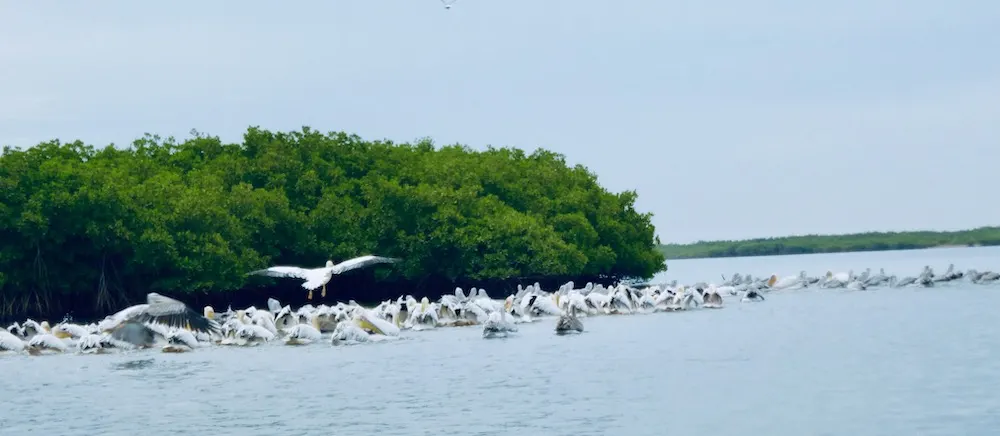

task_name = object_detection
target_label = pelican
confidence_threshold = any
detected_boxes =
[741,289,765,302]
[482,310,517,339]
[555,305,584,335]
[101,293,221,337]
[162,330,199,353]
[248,255,401,300]
[968,269,1000,284]
[283,324,322,345]
[767,273,805,291]
[274,305,298,332]
[330,322,372,345]
[231,324,275,346]
[76,334,119,354]
[703,285,724,308]
[26,332,68,355]
[104,321,158,349]
[0,329,25,353]
[330,311,400,345]
[405,297,438,330]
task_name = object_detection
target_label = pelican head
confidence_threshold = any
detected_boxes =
[40,321,51,333]
[51,324,72,339]
[504,295,514,313]
[204,306,216,320]
[325,260,334,268]
[420,297,429,313]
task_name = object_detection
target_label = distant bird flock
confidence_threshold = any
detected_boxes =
[1,259,997,357]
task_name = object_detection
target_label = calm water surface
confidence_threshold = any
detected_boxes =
[2,247,999,436]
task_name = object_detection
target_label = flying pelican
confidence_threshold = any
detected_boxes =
[248,255,401,300]
[134,293,221,335]
[100,293,219,348]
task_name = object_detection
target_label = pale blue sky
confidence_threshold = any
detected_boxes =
[2,1,997,243]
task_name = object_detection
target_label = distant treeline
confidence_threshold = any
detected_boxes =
[659,227,1000,259]
[0,127,665,322]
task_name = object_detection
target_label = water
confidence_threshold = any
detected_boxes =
[2,247,999,435]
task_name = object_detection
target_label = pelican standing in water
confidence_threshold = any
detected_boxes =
[555,305,584,335]
[248,255,401,300]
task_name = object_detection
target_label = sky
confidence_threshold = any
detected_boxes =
[1,1,998,244]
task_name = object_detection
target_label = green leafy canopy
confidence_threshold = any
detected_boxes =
[0,127,665,317]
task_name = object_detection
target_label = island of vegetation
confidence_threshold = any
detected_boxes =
[0,127,665,322]
[658,226,1000,259]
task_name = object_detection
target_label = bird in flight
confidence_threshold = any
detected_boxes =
[248,255,401,300]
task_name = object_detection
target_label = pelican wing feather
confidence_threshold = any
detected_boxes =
[331,255,400,274]
[248,266,314,280]
[134,293,220,335]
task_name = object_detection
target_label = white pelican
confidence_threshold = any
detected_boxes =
[248,255,401,300]
[482,311,517,339]
[52,322,90,341]
[331,311,401,345]
[741,289,765,302]
[283,324,322,345]
[162,330,200,353]
[229,324,275,346]
[767,273,805,291]
[405,297,438,330]
[555,305,584,335]
[0,329,25,353]
[330,322,372,345]
[703,285,724,308]
[26,332,68,355]
[77,333,121,354]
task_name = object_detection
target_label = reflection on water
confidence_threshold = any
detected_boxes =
[2,247,1000,435]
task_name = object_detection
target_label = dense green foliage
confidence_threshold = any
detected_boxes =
[0,127,664,319]
[659,227,1000,259]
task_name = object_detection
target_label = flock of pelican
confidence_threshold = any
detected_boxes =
[1,259,996,357]
[708,263,999,293]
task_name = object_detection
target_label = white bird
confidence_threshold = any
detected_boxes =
[248,255,401,300]
[77,334,117,354]
[482,311,517,339]
[283,324,322,345]
[26,333,68,355]
[162,330,200,353]
[0,329,25,353]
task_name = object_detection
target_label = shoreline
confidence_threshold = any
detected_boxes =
[658,227,1000,260]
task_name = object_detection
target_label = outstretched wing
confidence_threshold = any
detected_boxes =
[247,266,313,280]
[331,255,401,274]
[136,293,221,335]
